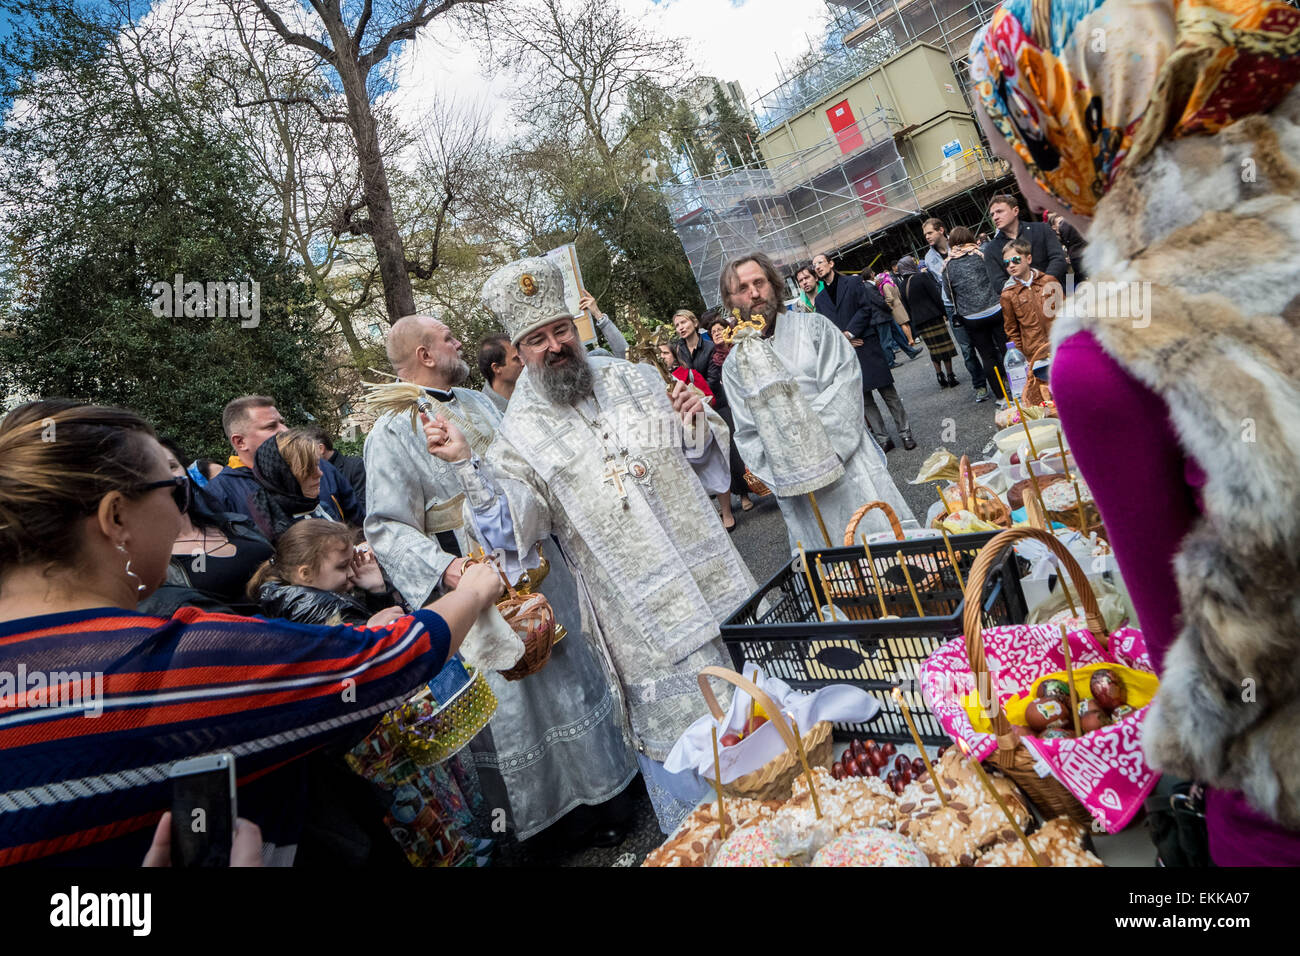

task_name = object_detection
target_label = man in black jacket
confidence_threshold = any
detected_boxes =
[811,253,916,452]
[982,194,1068,289]
[1049,213,1089,283]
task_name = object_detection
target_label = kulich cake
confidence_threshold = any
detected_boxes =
[712,821,792,867]
[788,768,896,834]
[812,830,929,867]
[975,817,1105,867]
[642,797,782,867]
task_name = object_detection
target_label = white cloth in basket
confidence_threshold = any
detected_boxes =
[664,666,880,784]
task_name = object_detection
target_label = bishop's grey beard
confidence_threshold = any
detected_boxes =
[532,340,594,406]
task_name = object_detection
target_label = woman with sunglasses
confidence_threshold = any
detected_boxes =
[137,438,274,616]
[0,399,504,865]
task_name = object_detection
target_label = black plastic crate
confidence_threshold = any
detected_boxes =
[720,531,1028,745]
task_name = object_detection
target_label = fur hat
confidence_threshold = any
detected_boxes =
[480,257,574,345]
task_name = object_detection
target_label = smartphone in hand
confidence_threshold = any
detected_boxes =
[169,753,236,867]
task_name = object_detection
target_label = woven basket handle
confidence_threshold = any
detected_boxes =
[961,527,1107,735]
[697,666,802,756]
[842,500,903,545]
[463,553,519,600]
[959,455,975,512]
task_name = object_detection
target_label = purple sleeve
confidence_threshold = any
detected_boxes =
[1055,331,1300,865]
[1052,331,1202,673]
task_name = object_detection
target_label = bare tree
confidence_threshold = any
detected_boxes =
[241,0,494,322]
[474,0,678,177]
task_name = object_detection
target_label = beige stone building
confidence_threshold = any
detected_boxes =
[666,0,1013,306]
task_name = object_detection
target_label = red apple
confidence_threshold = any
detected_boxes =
[720,733,741,747]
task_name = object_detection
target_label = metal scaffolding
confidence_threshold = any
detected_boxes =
[663,119,1010,304]
[824,0,1000,107]
[664,104,924,303]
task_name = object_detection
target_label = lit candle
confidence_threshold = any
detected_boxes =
[891,687,946,806]
[957,739,1041,866]
[786,712,822,819]
[1060,624,1082,738]
[711,725,728,840]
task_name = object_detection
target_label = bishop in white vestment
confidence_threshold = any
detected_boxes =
[719,253,918,551]
[427,257,758,833]
[365,315,637,842]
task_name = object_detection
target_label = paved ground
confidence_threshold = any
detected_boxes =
[495,344,1003,867]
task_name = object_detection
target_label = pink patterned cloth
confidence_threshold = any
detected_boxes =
[919,624,1157,833]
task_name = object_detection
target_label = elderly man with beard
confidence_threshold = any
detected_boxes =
[364,313,639,852]
[719,252,917,552]
[424,257,758,835]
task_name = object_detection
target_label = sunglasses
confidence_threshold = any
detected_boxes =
[133,476,191,514]
[1003,256,1023,265]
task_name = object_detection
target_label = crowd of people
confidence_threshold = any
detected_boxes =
[1,0,1296,870]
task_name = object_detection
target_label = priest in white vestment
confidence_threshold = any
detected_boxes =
[364,314,638,845]
[719,252,918,551]
[424,256,757,833]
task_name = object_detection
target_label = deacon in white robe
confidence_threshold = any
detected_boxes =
[719,253,918,551]
[365,314,637,842]
[426,257,758,834]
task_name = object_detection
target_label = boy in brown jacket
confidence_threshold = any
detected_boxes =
[999,238,1063,405]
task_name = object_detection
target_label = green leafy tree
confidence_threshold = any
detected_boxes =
[0,0,330,458]
[710,82,761,169]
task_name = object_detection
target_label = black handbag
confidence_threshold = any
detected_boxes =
[1144,776,1213,867]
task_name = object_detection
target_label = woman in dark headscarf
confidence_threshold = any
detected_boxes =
[248,428,337,541]
[971,0,1300,865]
[894,255,960,389]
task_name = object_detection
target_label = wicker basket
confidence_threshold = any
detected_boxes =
[961,527,1106,825]
[697,666,833,801]
[468,562,556,682]
[743,469,772,497]
[934,456,1011,529]
[843,500,905,545]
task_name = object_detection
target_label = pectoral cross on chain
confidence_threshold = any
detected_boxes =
[602,458,633,509]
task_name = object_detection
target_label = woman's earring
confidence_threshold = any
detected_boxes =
[117,544,147,593]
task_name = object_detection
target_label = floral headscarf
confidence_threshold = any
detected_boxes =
[969,0,1300,216]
